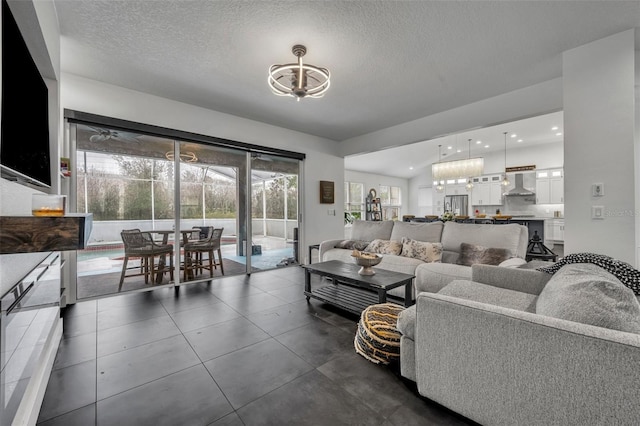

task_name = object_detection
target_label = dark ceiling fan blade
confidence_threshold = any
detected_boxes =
[86,127,140,144]
[111,131,140,143]
[89,134,106,143]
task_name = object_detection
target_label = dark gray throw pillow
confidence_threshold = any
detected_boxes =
[457,242,511,267]
[336,239,369,251]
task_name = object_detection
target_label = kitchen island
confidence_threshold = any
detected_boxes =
[464,216,549,243]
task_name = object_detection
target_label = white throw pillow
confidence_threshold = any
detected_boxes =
[364,239,403,255]
[400,238,443,263]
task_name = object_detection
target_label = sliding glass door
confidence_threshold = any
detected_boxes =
[176,141,244,282]
[72,124,178,298]
[250,153,300,269]
[66,120,302,301]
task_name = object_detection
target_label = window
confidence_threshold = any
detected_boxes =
[379,185,402,221]
[344,181,364,221]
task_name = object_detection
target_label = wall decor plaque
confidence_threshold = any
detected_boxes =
[320,180,335,204]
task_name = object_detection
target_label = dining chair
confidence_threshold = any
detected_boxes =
[118,229,174,290]
[183,227,224,279]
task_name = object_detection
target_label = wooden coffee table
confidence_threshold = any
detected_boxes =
[302,260,415,315]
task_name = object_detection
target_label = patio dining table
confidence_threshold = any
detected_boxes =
[145,229,200,283]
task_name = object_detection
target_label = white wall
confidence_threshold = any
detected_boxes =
[61,74,346,262]
[563,29,637,264]
[339,78,562,158]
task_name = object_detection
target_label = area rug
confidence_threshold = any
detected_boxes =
[77,259,256,299]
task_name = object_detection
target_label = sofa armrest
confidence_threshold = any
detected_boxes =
[318,239,345,261]
[470,264,551,295]
[415,292,640,426]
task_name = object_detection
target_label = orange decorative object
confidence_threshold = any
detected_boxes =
[32,194,66,217]
[32,208,65,217]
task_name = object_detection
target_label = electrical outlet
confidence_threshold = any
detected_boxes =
[592,205,604,219]
[327,209,335,216]
[592,183,604,197]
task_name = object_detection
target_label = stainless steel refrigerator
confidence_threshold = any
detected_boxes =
[444,195,469,216]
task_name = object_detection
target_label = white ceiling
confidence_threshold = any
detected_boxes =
[54,1,640,145]
[345,110,565,179]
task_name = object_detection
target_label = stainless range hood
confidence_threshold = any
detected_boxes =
[505,173,535,196]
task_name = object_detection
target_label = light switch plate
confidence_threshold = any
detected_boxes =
[592,205,604,219]
[592,183,604,197]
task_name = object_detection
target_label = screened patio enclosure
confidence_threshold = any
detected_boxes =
[66,119,301,301]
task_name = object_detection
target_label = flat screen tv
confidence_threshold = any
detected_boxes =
[0,0,51,188]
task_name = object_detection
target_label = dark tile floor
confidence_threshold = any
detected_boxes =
[37,266,474,426]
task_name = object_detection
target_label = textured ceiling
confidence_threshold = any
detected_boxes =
[54,1,640,142]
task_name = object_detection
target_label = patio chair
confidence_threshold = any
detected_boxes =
[118,229,174,290]
[183,227,224,279]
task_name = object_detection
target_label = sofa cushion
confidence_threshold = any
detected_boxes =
[390,221,444,243]
[396,305,416,339]
[441,222,526,263]
[536,263,640,334]
[456,242,511,267]
[400,238,442,263]
[439,280,538,313]
[498,257,528,268]
[365,239,403,255]
[322,247,356,264]
[415,262,473,294]
[351,220,395,242]
[335,239,369,250]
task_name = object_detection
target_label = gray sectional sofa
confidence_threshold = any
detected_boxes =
[319,220,529,299]
[397,263,640,426]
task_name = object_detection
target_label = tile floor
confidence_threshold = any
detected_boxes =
[37,267,474,426]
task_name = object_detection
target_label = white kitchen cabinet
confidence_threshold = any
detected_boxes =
[550,177,564,204]
[544,219,555,247]
[471,175,502,206]
[432,193,444,216]
[550,219,565,242]
[489,179,504,205]
[536,169,564,204]
[445,179,467,195]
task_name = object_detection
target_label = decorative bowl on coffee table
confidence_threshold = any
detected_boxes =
[352,253,382,275]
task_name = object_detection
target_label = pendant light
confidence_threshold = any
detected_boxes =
[435,145,444,193]
[465,138,474,192]
[501,132,510,187]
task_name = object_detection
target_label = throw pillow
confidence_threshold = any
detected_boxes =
[536,263,640,334]
[335,239,370,251]
[537,252,640,295]
[457,242,511,267]
[364,239,403,255]
[400,238,442,263]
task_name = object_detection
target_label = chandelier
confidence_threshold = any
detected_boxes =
[165,151,198,163]
[268,45,330,101]
[432,136,484,181]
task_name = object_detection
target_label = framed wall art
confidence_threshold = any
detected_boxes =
[320,180,334,204]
